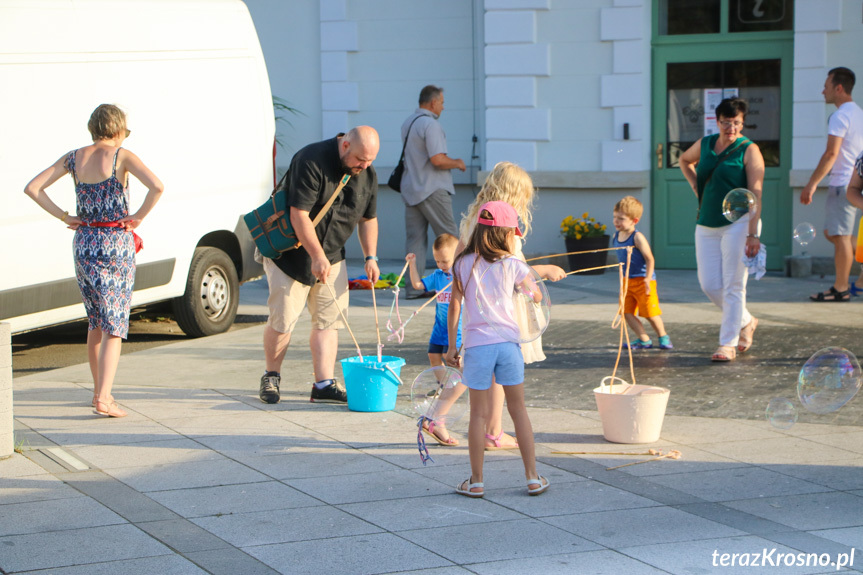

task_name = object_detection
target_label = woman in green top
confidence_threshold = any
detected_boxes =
[679,98,765,362]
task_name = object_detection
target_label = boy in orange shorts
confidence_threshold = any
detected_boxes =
[611,196,672,350]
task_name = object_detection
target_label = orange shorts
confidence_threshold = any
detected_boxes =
[623,278,662,318]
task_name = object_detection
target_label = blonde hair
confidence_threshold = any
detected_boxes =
[460,162,534,243]
[87,104,127,141]
[613,196,643,220]
[432,233,458,253]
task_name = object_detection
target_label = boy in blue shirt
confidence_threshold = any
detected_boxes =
[406,233,463,445]
[612,196,673,350]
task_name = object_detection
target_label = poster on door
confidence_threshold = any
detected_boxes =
[704,88,739,136]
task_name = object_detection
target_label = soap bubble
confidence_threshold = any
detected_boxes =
[792,222,816,246]
[722,188,757,223]
[797,347,863,414]
[475,257,550,344]
[410,366,468,426]
[765,397,798,429]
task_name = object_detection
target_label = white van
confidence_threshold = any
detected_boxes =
[0,0,275,337]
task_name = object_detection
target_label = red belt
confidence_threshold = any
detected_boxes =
[81,221,143,253]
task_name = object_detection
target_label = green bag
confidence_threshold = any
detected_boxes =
[244,173,350,260]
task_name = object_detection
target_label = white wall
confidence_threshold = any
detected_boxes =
[789,0,863,258]
[244,0,650,261]
[244,0,323,159]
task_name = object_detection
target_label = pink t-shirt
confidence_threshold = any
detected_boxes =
[454,254,531,349]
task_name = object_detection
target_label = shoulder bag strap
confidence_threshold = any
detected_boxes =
[311,174,351,227]
[398,115,424,164]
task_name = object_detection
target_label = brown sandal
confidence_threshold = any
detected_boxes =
[422,420,459,446]
[94,400,127,418]
[737,317,758,353]
[711,346,736,362]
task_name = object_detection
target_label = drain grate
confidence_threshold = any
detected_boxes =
[39,447,90,471]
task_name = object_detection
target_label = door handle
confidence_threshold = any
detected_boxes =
[656,143,663,169]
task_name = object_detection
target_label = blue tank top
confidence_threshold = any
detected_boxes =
[613,229,654,279]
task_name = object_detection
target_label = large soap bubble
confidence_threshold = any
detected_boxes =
[410,366,468,427]
[765,397,798,430]
[797,347,863,414]
[475,257,550,344]
[722,188,757,223]
[793,222,816,246]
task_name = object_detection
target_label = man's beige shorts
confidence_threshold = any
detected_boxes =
[263,258,348,333]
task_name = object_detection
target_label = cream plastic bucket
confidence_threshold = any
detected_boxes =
[593,376,670,444]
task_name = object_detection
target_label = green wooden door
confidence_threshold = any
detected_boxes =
[651,9,794,269]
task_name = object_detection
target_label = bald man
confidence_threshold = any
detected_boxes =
[260,127,381,404]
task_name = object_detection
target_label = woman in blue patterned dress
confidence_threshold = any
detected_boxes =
[25,104,163,417]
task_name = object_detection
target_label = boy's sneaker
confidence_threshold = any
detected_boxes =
[658,335,673,350]
[310,380,348,403]
[259,372,281,404]
[627,338,653,349]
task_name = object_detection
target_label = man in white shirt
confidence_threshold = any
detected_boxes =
[398,85,466,299]
[802,67,863,301]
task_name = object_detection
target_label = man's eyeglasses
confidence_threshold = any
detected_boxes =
[125,129,131,137]
[718,120,744,129]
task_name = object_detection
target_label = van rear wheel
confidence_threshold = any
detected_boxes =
[173,247,239,338]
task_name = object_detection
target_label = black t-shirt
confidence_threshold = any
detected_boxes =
[272,136,377,286]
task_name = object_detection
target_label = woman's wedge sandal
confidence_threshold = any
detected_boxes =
[711,346,736,362]
[737,317,758,353]
[527,476,550,496]
[456,478,484,498]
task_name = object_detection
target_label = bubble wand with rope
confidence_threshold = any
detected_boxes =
[387,282,450,343]
[606,246,637,393]
[370,278,383,361]
[385,260,411,343]
[321,280,364,360]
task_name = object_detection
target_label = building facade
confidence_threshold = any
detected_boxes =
[245,0,863,268]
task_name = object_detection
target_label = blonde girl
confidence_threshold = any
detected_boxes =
[458,162,564,449]
[446,201,549,497]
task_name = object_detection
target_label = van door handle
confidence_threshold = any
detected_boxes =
[656,143,663,169]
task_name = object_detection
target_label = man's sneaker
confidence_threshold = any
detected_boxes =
[627,338,653,349]
[310,380,348,403]
[658,335,674,350]
[259,372,281,404]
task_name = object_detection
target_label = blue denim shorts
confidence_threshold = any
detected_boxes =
[462,342,524,390]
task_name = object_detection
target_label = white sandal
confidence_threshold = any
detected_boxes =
[527,476,549,496]
[456,478,484,498]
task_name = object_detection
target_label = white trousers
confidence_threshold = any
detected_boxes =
[695,215,752,347]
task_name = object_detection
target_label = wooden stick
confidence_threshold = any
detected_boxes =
[525,246,627,262]
[393,260,410,290]
[322,281,363,359]
[370,282,382,362]
[606,450,681,470]
[563,263,621,275]
[538,263,623,283]
[552,450,663,455]
[412,281,449,314]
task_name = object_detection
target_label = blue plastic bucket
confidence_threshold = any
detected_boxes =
[340,355,406,412]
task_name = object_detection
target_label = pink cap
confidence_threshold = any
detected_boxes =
[477,201,523,236]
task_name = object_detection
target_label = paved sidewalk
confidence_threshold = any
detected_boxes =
[3,262,863,574]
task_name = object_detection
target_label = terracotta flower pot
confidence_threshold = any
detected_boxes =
[564,234,611,275]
